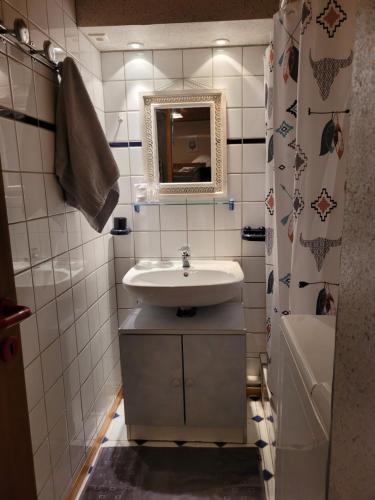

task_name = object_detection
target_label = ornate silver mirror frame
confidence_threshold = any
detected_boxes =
[141,90,227,196]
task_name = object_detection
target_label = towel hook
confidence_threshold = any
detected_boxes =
[0,18,30,44]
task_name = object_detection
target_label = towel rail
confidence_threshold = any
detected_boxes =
[0,18,60,74]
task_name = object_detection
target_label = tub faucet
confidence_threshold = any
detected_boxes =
[179,245,191,268]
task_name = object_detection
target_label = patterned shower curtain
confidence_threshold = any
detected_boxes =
[264,0,358,398]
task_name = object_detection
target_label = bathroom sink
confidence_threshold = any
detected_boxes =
[123,260,244,307]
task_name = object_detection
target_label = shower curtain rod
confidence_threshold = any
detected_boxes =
[0,19,61,74]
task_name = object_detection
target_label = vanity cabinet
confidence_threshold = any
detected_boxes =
[119,304,246,443]
[121,335,184,427]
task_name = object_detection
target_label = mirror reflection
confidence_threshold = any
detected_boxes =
[156,106,211,183]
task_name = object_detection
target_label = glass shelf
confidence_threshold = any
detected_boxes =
[133,198,235,212]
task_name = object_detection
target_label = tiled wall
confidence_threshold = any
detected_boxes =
[0,0,121,498]
[101,46,267,354]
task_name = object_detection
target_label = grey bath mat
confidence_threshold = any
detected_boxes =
[81,446,265,499]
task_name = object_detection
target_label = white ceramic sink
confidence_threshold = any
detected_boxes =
[123,260,244,307]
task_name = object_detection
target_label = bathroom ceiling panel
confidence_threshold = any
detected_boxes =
[77,0,278,27]
[80,19,273,51]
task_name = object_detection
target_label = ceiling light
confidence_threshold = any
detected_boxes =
[172,111,183,119]
[214,38,229,46]
[127,42,144,49]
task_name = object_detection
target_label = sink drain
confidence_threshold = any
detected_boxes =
[176,307,197,317]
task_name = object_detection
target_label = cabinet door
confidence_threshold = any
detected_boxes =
[183,334,246,428]
[120,334,184,426]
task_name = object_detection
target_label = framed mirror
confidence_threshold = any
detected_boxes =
[141,90,227,196]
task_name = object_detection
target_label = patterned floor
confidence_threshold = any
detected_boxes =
[76,397,275,499]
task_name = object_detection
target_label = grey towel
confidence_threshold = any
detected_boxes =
[55,57,119,232]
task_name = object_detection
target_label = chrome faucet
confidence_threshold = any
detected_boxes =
[179,245,191,268]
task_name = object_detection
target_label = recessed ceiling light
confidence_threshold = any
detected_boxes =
[214,38,229,46]
[127,42,144,49]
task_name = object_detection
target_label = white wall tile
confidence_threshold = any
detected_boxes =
[49,414,68,466]
[129,147,143,176]
[213,47,242,77]
[188,230,214,257]
[101,52,125,81]
[103,80,126,112]
[66,211,82,249]
[111,147,130,175]
[0,118,19,171]
[0,53,12,108]
[160,204,187,230]
[243,108,265,137]
[227,144,242,174]
[29,397,48,452]
[39,129,55,172]
[56,289,74,333]
[41,338,63,391]
[183,48,212,78]
[187,204,214,230]
[16,122,43,172]
[242,173,265,202]
[227,173,242,201]
[20,315,39,366]
[243,46,266,76]
[227,108,242,138]
[32,261,55,309]
[124,51,153,80]
[243,282,266,308]
[47,0,65,48]
[161,231,187,258]
[49,214,68,258]
[134,232,161,258]
[63,358,80,402]
[113,233,134,257]
[242,256,266,282]
[154,50,183,79]
[22,173,47,219]
[118,176,132,203]
[3,171,25,222]
[243,76,265,107]
[133,204,160,231]
[242,240,265,257]
[242,201,265,228]
[27,218,52,265]
[33,438,51,494]
[155,78,183,91]
[9,59,37,117]
[75,312,90,352]
[72,280,87,319]
[44,174,65,215]
[244,308,266,333]
[215,230,241,257]
[37,300,59,351]
[213,76,242,107]
[126,80,154,111]
[15,269,35,312]
[243,143,266,173]
[215,203,242,230]
[105,112,128,142]
[9,222,30,272]
[127,111,141,140]
[34,74,56,123]
[24,356,44,410]
[60,324,77,370]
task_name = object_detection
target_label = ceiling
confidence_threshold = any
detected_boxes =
[81,19,273,52]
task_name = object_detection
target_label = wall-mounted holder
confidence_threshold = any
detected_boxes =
[242,226,265,241]
[0,18,60,73]
[133,198,235,213]
[110,217,131,235]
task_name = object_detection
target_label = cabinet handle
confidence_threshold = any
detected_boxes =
[171,377,181,388]
[185,378,194,388]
